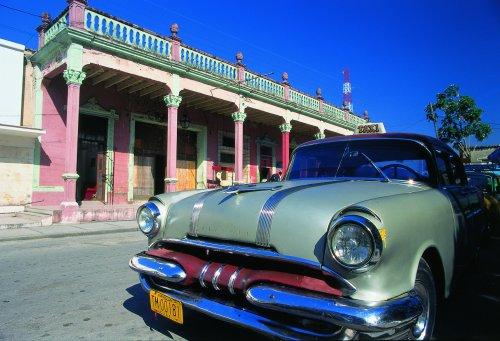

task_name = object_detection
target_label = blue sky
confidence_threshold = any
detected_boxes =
[1,0,498,145]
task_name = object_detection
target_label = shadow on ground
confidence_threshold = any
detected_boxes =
[435,237,500,340]
[123,284,259,340]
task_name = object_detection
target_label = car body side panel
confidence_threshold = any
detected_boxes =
[324,189,456,301]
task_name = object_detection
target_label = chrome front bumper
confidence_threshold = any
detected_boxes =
[130,254,422,339]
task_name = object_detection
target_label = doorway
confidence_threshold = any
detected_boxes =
[76,115,108,202]
[133,121,166,200]
[177,130,197,191]
[259,145,274,182]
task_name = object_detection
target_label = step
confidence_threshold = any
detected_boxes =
[0,212,53,229]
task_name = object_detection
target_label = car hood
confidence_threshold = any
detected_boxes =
[158,179,428,262]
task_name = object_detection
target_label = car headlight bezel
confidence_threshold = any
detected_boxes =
[136,202,161,237]
[327,215,383,272]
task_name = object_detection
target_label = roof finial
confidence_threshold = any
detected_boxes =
[281,72,289,85]
[236,51,243,65]
[170,23,180,41]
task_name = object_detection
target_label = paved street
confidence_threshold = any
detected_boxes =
[0,229,253,340]
[0,224,499,340]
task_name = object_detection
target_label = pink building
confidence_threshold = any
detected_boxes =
[30,0,366,222]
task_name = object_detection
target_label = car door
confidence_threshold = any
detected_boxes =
[435,150,482,267]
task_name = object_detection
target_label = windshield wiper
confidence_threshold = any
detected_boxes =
[356,151,391,182]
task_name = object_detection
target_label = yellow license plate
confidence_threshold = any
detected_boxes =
[149,289,183,324]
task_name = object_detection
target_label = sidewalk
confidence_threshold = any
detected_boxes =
[0,220,137,242]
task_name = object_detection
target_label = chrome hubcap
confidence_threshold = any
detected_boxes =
[412,282,430,339]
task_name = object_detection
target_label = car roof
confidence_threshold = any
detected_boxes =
[299,132,457,155]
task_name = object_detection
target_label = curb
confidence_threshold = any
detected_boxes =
[0,227,138,243]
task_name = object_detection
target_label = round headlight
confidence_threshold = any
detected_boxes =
[330,223,373,267]
[137,202,161,236]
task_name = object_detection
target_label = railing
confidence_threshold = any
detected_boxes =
[323,103,346,122]
[43,7,366,130]
[180,46,236,80]
[290,89,320,111]
[44,11,68,44]
[84,9,172,59]
[244,71,284,97]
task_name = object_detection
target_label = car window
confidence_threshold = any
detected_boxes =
[288,139,431,184]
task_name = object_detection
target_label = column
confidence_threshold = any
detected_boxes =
[61,68,86,222]
[36,13,51,49]
[67,0,87,29]
[163,94,182,192]
[236,52,245,83]
[231,110,247,184]
[282,72,290,101]
[314,128,326,140]
[316,88,324,113]
[169,23,181,61]
[279,122,292,173]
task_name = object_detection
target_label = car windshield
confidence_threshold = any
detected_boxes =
[287,139,431,184]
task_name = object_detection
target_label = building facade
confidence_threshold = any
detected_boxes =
[0,38,45,207]
[29,0,366,222]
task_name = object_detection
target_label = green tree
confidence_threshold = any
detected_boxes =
[425,84,491,160]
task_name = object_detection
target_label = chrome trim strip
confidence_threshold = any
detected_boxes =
[129,254,186,283]
[228,268,240,295]
[256,180,342,246]
[157,238,356,295]
[189,190,222,236]
[212,264,225,291]
[246,284,423,332]
[199,262,211,288]
[138,274,340,340]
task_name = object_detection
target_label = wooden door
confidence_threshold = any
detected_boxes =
[133,155,155,199]
[177,160,196,191]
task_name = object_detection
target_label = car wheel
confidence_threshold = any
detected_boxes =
[412,258,437,340]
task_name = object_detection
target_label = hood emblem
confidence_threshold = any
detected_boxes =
[223,184,282,194]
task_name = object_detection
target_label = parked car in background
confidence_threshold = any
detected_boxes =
[467,171,500,233]
[130,133,487,340]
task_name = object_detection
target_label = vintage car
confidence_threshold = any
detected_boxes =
[129,133,487,340]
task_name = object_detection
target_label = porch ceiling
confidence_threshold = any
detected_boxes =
[180,89,236,116]
[81,65,335,137]
[83,64,169,100]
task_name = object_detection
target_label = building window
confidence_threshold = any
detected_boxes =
[220,152,235,164]
[222,136,235,148]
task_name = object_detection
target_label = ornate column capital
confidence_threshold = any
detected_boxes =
[314,131,326,140]
[63,69,86,85]
[163,94,182,108]
[231,111,247,123]
[279,122,292,133]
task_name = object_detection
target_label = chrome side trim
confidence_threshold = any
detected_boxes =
[256,180,343,246]
[246,284,423,332]
[189,190,221,236]
[227,268,240,295]
[157,238,356,295]
[129,254,186,283]
[212,265,225,291]
[199,262,211,288]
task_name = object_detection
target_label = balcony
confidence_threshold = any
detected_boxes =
[42,6,366,131]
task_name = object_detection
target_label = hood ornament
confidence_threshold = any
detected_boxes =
[223,184,283,194]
